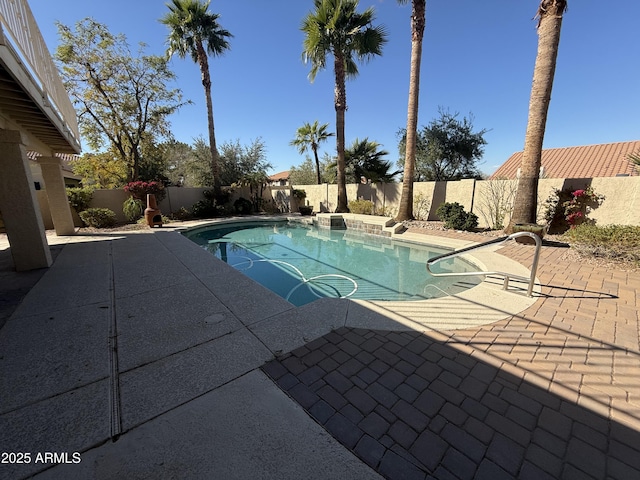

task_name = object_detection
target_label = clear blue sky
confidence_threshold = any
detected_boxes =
[29,0,640,176]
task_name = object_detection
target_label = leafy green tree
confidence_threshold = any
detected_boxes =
[508,0,568,231]
[289,156,334,185]
[290,121,334,184]
[158,140,195,186]
[396,0,426,221]
[289,158,318,185]
[55,19,186,183]
[345,138,397,183]
[187,136,215,187]
[138,139,171,183]
[219,138,272,186]
[69,150,128,188]
[301,0,387,212]
[397,109,487,181]
[319,152,338,184]
[161,0,233,195]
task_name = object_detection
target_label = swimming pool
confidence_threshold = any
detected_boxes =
[184,220,483,307]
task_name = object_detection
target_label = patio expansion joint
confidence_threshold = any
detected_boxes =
[0,376,109,417]
[107,241,122,442]
[116,329,247,376]
[117,369,262,437]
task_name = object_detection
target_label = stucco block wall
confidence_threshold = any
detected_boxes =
[292,176,640,228]
[89,189,129,224]
[30,177,640,230]
[589,177,640,225]
[157,187,210,215]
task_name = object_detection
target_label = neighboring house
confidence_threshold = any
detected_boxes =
[490,141,640,179]
[268,170,290,186]
[27,151,82,189]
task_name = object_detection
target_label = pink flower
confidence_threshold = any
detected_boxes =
[572,189,586,198]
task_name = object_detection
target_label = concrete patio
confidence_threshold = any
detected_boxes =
[0,221,639,479]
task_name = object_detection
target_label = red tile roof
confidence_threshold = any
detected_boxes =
[268,170,290,181]
[490,141,640,179]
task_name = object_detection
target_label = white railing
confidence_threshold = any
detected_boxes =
[426,232,542,297]
[0,0,79,147]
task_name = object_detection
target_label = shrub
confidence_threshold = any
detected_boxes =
[476,178,517,230]
[66,187,94,212]
[375,205,397,217]
[436,202,478,231]
[543,186,605,233]
[137,215,171,225]
[79,208,116,228]
[191,199,218,219]
[263,199,283,214]
[348,198,374,215]
[292,189,307,202]
[191,189,233,219]
[563,224,640,265]
[122,197,144,222]
[413,193,432,221]
[170,207,193,221]
[234,197,253,214]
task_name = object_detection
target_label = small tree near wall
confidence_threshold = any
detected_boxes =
[477,178,517,230]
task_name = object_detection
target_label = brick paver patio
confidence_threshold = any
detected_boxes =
[263,229,640,480]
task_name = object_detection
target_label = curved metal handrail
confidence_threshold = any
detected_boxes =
[426,232,542,297]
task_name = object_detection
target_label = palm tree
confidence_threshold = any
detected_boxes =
[290,121,334,184]
[301,0,387,212]
[161,0,232,196]
[508,0,568,231]
[236,171,270,212]
[345,138,397,183]
[395,0,426,222]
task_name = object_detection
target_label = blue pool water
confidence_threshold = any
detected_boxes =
[184,221,483,306]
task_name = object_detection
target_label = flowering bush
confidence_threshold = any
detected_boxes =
[563,187,605,228]
[123,181,165,201]
[543,186,605,233]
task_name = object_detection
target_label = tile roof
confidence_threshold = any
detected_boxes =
[268,170,290,181]
[490,141,640,179]
[26,151,80,176]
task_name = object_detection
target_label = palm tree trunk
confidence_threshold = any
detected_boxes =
[196,41,222,196]
[508,1,566,231]
[313,147,322,185]
[334,53,348,213]
[396,0,425,222]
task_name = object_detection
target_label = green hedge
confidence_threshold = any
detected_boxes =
[79,208,116,228]
[435,202,478,231]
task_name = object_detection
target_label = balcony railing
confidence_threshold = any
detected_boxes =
[0,0,80,149]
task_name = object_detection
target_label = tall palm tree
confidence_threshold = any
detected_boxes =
[395,0,426,222]
[508,0,568,231]
[161,0,232,196]
[301,0,387,212]
[290,121,334,184]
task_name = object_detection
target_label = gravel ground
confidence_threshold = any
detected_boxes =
[403,220,639,272]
